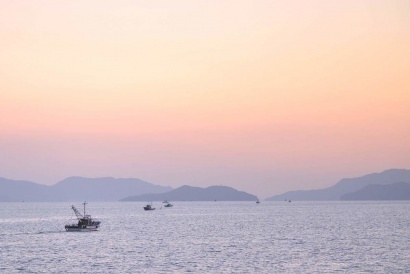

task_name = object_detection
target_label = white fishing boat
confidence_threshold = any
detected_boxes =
[65,202,101,232]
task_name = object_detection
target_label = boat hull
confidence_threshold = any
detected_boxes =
[65,225,99,232]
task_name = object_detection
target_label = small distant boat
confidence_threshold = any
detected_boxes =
[65,202,100,232]
[164,202,173,208]
[256,200,260,204]
[143,204,155,211]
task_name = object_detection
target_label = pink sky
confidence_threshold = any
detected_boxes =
[1,0,409,198]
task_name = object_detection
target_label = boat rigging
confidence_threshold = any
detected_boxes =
[65,202,101,232]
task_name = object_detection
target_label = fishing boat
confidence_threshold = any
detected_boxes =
[256,200,260,204]
[65,202,101,232]
[143,204,155,210]
[164,202,173,208]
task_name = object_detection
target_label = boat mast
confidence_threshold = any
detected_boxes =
[83,201,87,216]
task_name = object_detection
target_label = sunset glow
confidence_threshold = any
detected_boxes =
[1,0,409,197]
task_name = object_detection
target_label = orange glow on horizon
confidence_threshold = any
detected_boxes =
[0,0,409,197]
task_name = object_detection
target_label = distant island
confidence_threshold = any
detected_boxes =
[120,185,258,201]
[2,169,410,202]
[265,169,410,201]
[340,182,410,200]
[0,177,172,202]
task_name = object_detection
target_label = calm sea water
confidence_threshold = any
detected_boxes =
[0,201,409,273]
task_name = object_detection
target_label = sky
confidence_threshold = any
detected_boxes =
[0,0,409,198]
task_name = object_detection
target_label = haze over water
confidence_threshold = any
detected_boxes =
[1,201,409,273]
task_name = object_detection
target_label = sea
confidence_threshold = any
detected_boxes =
[0,201,409,273]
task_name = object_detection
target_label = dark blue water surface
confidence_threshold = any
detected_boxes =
[1,201,409,273]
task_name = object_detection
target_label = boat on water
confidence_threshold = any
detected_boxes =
[143,204,155,210]
[256,200,260,204]
[65,202,100,232]
[164,202,173,208]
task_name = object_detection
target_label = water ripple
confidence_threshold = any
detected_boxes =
[0,201,409,273]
